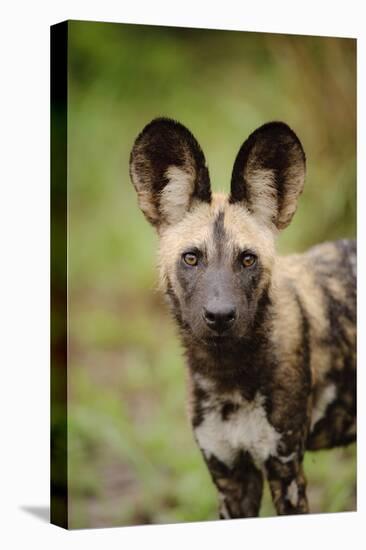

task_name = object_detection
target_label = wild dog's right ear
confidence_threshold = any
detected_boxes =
[129,118,211,229]
[229,122,306,230]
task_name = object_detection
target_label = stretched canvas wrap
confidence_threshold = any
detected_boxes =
[51,20,357,529]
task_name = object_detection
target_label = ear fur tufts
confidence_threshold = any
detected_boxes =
[130,118,211,228]
[230,121,306,230]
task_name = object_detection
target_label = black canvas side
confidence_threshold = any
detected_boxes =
[50,20,68,530]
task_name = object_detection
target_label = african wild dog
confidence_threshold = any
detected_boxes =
[129,118,356,518]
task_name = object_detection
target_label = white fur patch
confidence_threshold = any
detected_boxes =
[160,166,194,224]
[194,391,281,469]
[311,383,337,431]
[278,451,297,464]
[193,372,214,392]
[287,480,299,507]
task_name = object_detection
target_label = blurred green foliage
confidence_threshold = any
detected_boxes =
[67,21,356,528]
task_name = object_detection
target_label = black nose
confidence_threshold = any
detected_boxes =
[203,306,237,333]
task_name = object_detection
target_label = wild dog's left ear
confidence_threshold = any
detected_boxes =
[129,118,211,229]
[229,122,306,230]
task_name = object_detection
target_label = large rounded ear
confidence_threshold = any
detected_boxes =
[229,122,306,230]
[129,118,211,229]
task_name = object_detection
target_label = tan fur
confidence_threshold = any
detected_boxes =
[277,163,305,229]
[160,166,195,225]
[242,165,278,228]
[242,143,305,230]
[129,165,158,224]
[223,201,276,275]
[272,255,331,385]
[158,192,276,297]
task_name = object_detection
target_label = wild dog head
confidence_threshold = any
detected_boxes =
[130,118,305,345]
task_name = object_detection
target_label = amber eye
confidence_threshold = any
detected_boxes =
[183,252,198,266]
[241,253,256,268]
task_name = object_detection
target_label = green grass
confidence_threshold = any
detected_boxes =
[65,21,356,528]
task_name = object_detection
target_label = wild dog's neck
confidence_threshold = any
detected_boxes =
[183,286,274,393]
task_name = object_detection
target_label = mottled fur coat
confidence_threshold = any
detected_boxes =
[130,118,356,517]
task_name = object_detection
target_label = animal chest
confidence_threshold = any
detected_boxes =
[194,390,282,470]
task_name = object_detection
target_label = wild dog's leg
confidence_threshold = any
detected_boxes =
[205,452,264,519]
[265,456,308,515]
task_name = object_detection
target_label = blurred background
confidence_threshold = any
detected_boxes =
[66,21,356,528]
